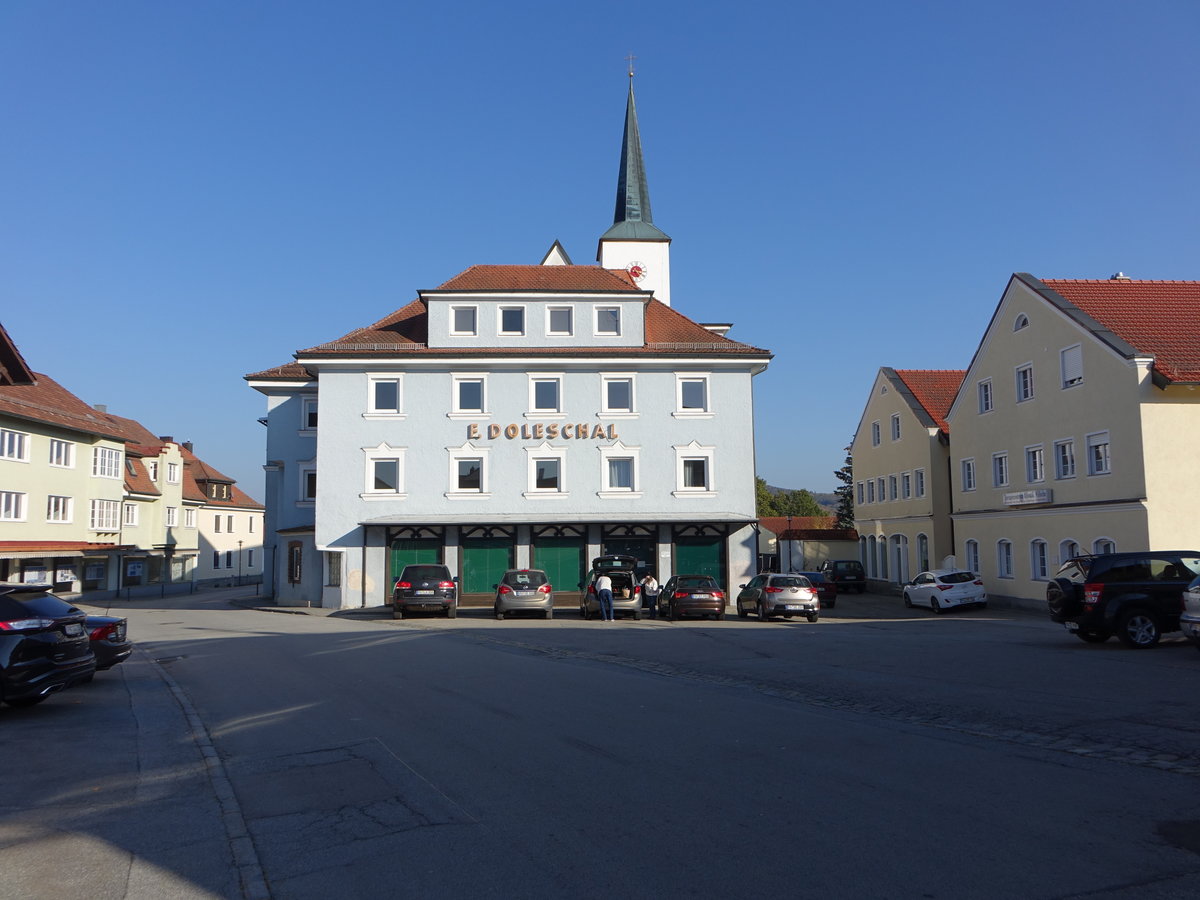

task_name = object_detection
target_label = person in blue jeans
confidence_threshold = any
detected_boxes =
[641,574,660,619]
[595,573,615,621]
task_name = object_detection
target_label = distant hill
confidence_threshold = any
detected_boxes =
[766,484,837,514]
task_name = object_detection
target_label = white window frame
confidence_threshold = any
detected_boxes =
[47,495,73,524]
[165,506,178,527]
[0,490,27,521]
[594,306,621,336]
[901,472,911,499]
[184,508,196,528]
[965,539,980,575]
[449,373,488,418]
[871,421,881,446]
[1086,431,1111,476]
[866,480,875,503]
[1015,363,1035,403]
[1093,538,1116,554]
[92,446,122,479]
[451,305,478,336]
[547,305,573,336]
[123,502,139,527]
[300,397,319,432]
[997,540,1013,578]
[1025,445,1045,483]
[366,375,405,418]
[0,428,29,462]
[992,452,1009,488]
[362,443,407,499]
[856,482,865,504]
[499,305,526,336]
[978,380,993,414]
[524,442,568,498]
[1059,539,1080,565]
[876,477,885,501]
[298,462,317,504]
[888,474,898,501]
[600,374,637,417]
[1061,344,1083,389]
[673,441,716,497]
[48,439,75,468]
[1030,539,1048,580]
[89,499,120,531]
[147,460,159,481]
[961,458,976,492]
[915,468,926,498]
[675,374,713,418]
[527,373,564,417]
[890,414,901,441]
[1054,439,1076,480]
[167,462,180,484]
[598,441,642,498]
[446,442,491,499]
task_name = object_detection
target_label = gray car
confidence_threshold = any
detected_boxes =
[736,573,820,622]
[494,569,555,620]
[579,555,643,620]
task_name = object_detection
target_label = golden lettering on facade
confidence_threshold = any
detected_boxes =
[533,423,544,439]
[488,424,501,439]
[467,423,480,440]
[547,423,559,438]
[466,422,618,441]
[504,424,519,439]
[562,424,574,439]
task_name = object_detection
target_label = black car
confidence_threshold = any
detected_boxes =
[1046,551,1200,647]
[393,564,458,618]
[0,583,96,707]
[819,559,866,594]
[658,575,725,621]
[86,615,132,672]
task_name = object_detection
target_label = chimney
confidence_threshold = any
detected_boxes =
[182,441,193,453]
[158,436,173,443]
[1110,272,1132,281]
[93,404,107,413]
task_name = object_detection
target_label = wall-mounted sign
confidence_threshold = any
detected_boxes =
[467,423,619,441]
[1003,489,1053,507]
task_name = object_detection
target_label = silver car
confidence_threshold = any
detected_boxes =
[736,574,820,622]
[494,569,554,620]
[1181,575,1200,650]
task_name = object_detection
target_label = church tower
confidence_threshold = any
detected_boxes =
[597,74,672,306]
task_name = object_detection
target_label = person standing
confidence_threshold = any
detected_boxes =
[641,573,660,619]
[595,572,614,621]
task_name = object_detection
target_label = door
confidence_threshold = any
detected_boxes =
[533,537,586,595]
[461,537,514,595]
[674,537,726,592]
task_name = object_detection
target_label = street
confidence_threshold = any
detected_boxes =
[3,588,1200,899]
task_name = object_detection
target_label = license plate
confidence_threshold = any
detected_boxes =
[693,593,711,599]
[785,604,803,610]
[415,590,434,596]
[64,623,83,636]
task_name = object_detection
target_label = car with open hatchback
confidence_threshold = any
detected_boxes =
[580,555,642,620]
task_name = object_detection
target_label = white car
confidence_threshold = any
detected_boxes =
[1181,575,1200,650]
[903,570,988,613]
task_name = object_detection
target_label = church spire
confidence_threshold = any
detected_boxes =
[601,75,670,242]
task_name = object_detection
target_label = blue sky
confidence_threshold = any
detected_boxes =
[3,1,1197,498]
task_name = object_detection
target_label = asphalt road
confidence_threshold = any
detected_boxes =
[3,587,1200,899]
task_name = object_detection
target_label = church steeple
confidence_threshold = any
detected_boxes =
[598,70,673,305]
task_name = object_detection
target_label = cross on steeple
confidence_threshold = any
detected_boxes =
[625,53,636,78]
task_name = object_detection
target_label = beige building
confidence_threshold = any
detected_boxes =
[851,368,963,587]
[946,273,1200,607]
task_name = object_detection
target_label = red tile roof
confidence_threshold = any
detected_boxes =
[1041,279,1200,383]
[124,457,161,496]
[179,445,263,508]
[893,370,965,432]
[434,265,639,292]
[759,516,858,541]
[0,371,129,441]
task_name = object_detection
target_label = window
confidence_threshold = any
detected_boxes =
[326,552,342,587]
[90,499,120,531]
[1054,440,1076,479]
[167,463,179,483]
[548,306,573,335]
[524,443,567,496]
[226,515,234,532]
[888,475,898,501]
[866,480,875,503]
[213,551,221,569]
[1016,364,1034,402]
[184,508,195,528]
[457,458,483,491]
[1061,345,1083,388]
[1014,313,1029,331]
[93,447,122,479]
[595,307,621,335]
[215,514,223,533]
[609,459,634,489]
[247,549,255,567]
[374,459,399,491]
[368,377,403,415]
[124,503,139,526]
[165,506,178,527]
[225,550,233,568]
[500,306,525,335]
[915,469,926,497]
[453,376,486,414]
[876,477,885,501]
[599,441,641,496]
[452,306,477,335]
[529,376,562,414]
[917,534,930,572]
[901,473,911,499]
[856,482,865,504]
[871,421,881,446]
[0,429,29,461]
[1060,539,1080,564]
[676,375,711,415]
[890,414,901,441]
[534,459,560,491]
[301,468,317,501]
[602,375,635,414]
[287,542,302,584]
[247,516,254,533]
[1025,445,1045,483]
[147,460,159,481]
[961,458,976,491]
[992,453,1009,487]
[965,540,980,574]
[1031,540,1048,579]
[0,490,26,521]
[363,443,406,495]
[48,439,75,468]
[673,441,715,496]
[1093,538,1115,555]
[47,495,73,523]
[301,397,318,429]
[446,443,491,497]
[682,459,709,489]
[978,380,993,414]
[1087,432,1111,475]
[997,540,1013,578]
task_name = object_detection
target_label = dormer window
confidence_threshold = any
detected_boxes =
[500,306,525,335]
[548,307,573,335]
[595,307,621,336]
[452,306,477,336]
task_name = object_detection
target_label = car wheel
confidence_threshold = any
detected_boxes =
[447,605,457,619]
[977,602,988,610]
[393,607,405,619]
[1076,627,1111,643]
[827,600,836,609]
[667,605,676,621]
[758,601,769,622]
[1116,609,1160,648]
[545,609,553,620]
[807,613,818,623]
[716,611,725,621]
[930,596,942,614]
[737,604,748,618]
[903,591,913,608]
[494,607,504,620]
[633,609,642,621]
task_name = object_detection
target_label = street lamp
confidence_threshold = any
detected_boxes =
[237,540,244,586]
[785,515,792,573]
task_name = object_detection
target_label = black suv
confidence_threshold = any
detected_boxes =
[819,559,866,594]
[1046,551,1200,647]
[1,583,96,706]
[392,565,458,619]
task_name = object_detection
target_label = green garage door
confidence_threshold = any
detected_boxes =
[461,537,514,595]
[534,537,586,595]
[389,539,442,586]
[675,537,726,591]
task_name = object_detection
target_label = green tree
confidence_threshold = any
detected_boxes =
[773,488,824,518]
[833,444,854,529]
[755,477,779,517]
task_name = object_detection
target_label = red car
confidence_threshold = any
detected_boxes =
[798,572,837,608]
